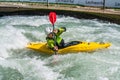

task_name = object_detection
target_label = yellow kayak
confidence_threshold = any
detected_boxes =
[26,41,111,54]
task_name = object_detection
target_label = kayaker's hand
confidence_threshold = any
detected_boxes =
[53,29,58,34]
[54,46,58,51]
[61,27,66,31]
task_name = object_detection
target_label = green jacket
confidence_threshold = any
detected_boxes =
[46,27,66,49]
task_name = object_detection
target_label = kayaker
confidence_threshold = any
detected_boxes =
[45,27,66,51]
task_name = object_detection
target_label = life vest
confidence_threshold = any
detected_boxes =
[46,27,66,49]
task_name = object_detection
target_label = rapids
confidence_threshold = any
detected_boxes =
[0,16,120,80]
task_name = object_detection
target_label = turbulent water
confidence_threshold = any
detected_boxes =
[0,15,120,80]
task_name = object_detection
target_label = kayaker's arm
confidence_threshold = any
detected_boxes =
[50,44,58,51]
[56,27,66,36]
[46,39,58,51]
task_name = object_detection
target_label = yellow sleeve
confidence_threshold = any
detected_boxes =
[57,27,66,36]
[47,39,55,49]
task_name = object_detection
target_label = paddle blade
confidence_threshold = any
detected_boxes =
[49,12,56,25]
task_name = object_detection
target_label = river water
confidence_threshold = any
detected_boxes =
[0,15,120,80]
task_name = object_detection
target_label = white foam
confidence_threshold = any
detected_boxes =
[0,57,59,80]
[0,25,29,58]
[9,16,49,27]
[99,77,109,80]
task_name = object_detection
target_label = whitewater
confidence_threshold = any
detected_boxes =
[0,15,120,80]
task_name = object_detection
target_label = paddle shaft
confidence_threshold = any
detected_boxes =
[49,12,57,55]
[53,24,57,55]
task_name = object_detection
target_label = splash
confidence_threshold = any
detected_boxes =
[0,16,120,80]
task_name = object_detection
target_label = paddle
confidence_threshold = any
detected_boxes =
[49,12,57,55]
[49,12,56,28]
